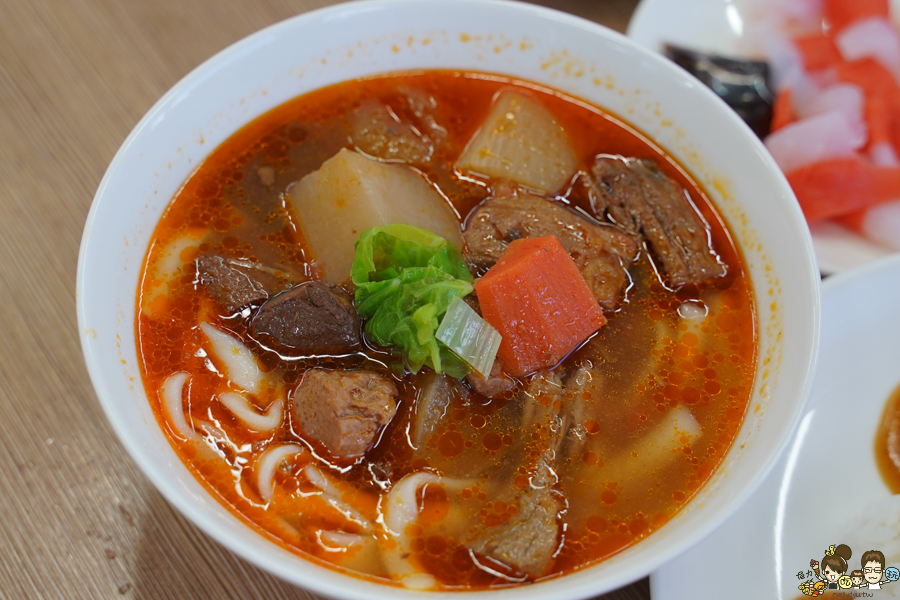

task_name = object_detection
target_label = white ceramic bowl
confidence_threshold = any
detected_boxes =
[77,1,820,598]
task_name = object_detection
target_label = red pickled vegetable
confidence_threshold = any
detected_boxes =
[835,208,867,232]
[824,0,889,32]
[786,156,900,221]
[835,58,900,111]
[892,115,900,157]
[865,91,894,149]
[771,89,796,132]
[794,34,842,71]
[475,235,605,377]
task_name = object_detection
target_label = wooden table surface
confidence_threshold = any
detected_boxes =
[0,0,652,598]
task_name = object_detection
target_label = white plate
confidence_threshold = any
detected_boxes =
[627,0,899,275]
[650,252,900,599]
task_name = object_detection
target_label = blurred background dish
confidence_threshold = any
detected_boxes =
[629,0,900,275]
[651,252,900,600]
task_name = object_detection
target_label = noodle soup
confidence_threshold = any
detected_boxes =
[136,71,756,589]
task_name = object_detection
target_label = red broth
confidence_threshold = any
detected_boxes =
[136,71,757,588]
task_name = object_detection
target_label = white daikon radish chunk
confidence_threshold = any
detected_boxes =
[456,89,578,194]
[380,472,442,589]
[860,199,900,250]
[217,392,282,432]
[764,110,867,174]
[304,465,374,533]
[256,444,304,502]
[161,372,201,441]
[200,322,262,395]
[285,148,462,284]
[836,17,900,72]
[141,229,205,316]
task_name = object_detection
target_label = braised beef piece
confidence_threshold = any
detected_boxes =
[471,457,564,577]
[457,295,520,399]
[590,156,726,287]
[466,360,517,399]
[469,366,604,576]
[557,365,598,462]
[196,254,295,313]
[292,369,398,458]
[398,86,447,143]
[351,100,434,164]
[463,189,640,309]
[469,372,566,577]
[248,281,361,356]
[463,293,481,316]
[350,89,446,165]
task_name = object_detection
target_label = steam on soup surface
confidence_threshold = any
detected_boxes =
[137,71,757,589]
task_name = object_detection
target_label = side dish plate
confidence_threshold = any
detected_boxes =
[628,0,900,275]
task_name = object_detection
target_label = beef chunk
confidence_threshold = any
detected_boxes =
[350,89,446,165]
[463,293,481,316]
[292,369,398,458]
[468,367,606,576]
[463,189,639,309]
[471,475,563,577]
[196,254,295,313]
[249,281,361,356]
[467,360,516,399]
[468,373,565,576]
[590,156,726,287]
[397,86,447,143]
[351,100,433,164]
[517,371,567,456]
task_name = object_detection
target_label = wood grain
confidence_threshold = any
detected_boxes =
[0,0,649,598]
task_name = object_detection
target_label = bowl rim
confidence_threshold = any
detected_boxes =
[77,0,821,597]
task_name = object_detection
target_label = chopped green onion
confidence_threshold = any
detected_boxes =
[435,296,502,377]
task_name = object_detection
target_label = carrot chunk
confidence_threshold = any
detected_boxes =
[770,89,796,132]
[475,235,605,377]
[793,34,842,71]
[786,157,900,221]
[823,0,889,32]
